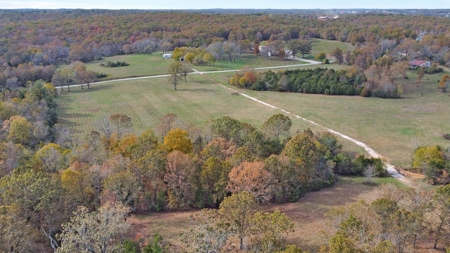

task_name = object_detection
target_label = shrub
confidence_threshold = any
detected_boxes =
[101,61,129,67]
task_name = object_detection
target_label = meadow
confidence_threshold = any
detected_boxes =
[56,38,450,167]
[82,52,305,80]
[308,38,356,59]
[127,176,420,253]
[235,72,450,167]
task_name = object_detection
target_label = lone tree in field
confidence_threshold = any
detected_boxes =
[439,74,450,92]
[168,62,183,90]
[180,62,192,82]
[331,47,344,64]
[298,40,312,58]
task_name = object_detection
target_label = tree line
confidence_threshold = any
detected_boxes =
[0,79,392,251]
[3,10,450,89]
[230,68,365,96]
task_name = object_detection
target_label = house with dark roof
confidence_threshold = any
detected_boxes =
[409,60,431,68]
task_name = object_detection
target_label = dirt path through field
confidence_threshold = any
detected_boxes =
[194,69,415,188]
[60,58,414,187]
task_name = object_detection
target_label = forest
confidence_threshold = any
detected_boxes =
[0,9,450,253]
[2,10,450,97]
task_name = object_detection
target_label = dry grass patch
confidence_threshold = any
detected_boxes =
[126,177,386,252]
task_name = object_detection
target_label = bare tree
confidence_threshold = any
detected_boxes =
[57,202,130,253]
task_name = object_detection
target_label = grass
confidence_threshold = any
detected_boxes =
[80,53,306,80]
[126,176,411,252]
[193,53,306,72]
[311,38,355,56]
[212,69,450,167]
[84,53,173,80]
[56,64,449,166]
[55,74,294,136]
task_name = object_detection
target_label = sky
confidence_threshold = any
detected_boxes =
[1,0,450,9]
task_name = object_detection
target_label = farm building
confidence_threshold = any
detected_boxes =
[409,60,431,68]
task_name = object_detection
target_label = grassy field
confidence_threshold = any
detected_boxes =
[305,38,355,59]
[81,53,305,80]
[55,74,308,136]
[85,53,173,80]
[55,63,370,157]
[127,177,425,253]
[193,54,305,72]
[215,71,450,167]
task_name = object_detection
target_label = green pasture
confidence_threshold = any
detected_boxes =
[311,38,355,56]
[193,53,306,72]
[56,54,449,167]
[84,53,173,80]
[217,70,450,167]
[55,74,318,137]
[81,53,306,80]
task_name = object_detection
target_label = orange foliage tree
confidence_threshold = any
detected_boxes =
[227,161,275,203]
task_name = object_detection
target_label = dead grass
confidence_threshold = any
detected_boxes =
[128,177,433,252]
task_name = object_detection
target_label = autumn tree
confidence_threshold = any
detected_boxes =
[298,40,312,58]
[201,157,232,206]
[219,191,258,250]
[181,209,235,252]
[0,205,38,252]
[57,202,130,253]
[35,143,69,173]
[155,113,178,140]
[264,155,304,202]
[168,61,182,90]
[413,145,445,182]
[316,52,327,62]
[164,151,199,209]
[262,114,292,140]
[103,170,140,209]
[180,62,192,82]
[135,149,167,211]
[331,47,344,64]
[0,169,64,240]
[163,128,193,154]
[202,52,215,66]
[278,49,286,59]
[52,67,75,92]
[210,116,243,145]
[73,61,96,89]
[431,184,450,249]
[286,40,298,58]
[254,44,260,55]
[417,67,425,85]
[109,113,133,139]
[281,130,320,184]
[439,74,450,92]
[201,137,236,161]
[250,210,294,253]
[228,161,274,203]
[7,115,33,146]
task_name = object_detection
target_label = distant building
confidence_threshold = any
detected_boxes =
[317,16,328,21]
[409,60,431,68]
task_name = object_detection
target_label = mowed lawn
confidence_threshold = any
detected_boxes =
[82,53,306,80]
[193,53,306,72]
[212,70,450,167]
[310,38,355,57]
[55,74,323,137]
[85,53,173,80]
[128,177,420,253]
